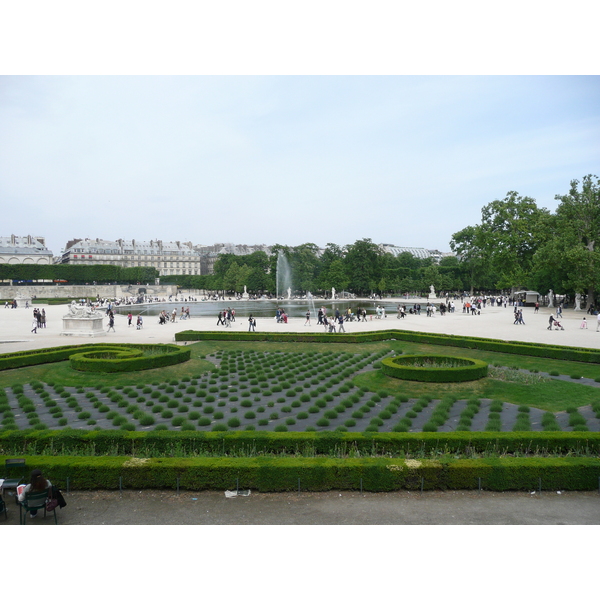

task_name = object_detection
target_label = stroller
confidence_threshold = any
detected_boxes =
[553,319,565,330]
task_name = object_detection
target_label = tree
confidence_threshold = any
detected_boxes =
[474,192,549,290]
[319,259,349,292]
[289,243,320,293]
[222,263,241,292]
[545,175,600,307]
[422,264,442,293]
[450,225,490,293]
[316,243,345,292]
[344,238,382,295]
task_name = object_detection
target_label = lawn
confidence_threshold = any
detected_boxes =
[1,339,600,433]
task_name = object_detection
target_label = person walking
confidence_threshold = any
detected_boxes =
[248,315,256,332]
[305,310,311,325]
[337,314,345,333]
[548,315,555,330]
[127,312,133,327]
[596,312,600,332]
[107,312,115,332]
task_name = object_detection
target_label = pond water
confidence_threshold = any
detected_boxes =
[114,299,432,319]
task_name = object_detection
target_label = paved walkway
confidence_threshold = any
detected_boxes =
[2,299,599,527]
[3,489,599,525]
[1,299,599,353]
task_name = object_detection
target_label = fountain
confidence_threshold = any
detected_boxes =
[276,250,293,299]
[306,291,317,320]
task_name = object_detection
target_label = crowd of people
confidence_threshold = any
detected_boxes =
[216,307,236,327]
[30,307,46,333]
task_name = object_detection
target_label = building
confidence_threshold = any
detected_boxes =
[379,244,454,262]
[0,235,54,265]
[59,238,209,276]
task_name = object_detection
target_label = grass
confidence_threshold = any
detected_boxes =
[354,369,600,412]
[2,338,600,434]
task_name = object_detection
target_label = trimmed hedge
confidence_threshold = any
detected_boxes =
[175,329,600,364]
[381,355,488,382]
[69,345,190,373]
[2,430,599,457]
[0,343,190,373]
[5,454,600,492]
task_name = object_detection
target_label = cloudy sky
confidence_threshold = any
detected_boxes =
[1,75,598,256]
[1,1,598,257]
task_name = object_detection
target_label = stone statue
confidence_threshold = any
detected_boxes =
[575,293,582,311]
[430,285,435,295]
[331,287,336,300]
[66,300,99,319]
[287,287,291,299]
[548,289,554,308]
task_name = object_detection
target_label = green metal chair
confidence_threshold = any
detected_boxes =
[3,459,26,504]
[19,489,57,525]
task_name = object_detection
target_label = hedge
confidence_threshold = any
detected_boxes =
[4,454,599,492]
[174,329,600,364]
[0,263,158,285]
[69,345,190,373]
[381,355,488,382]
[0,343,190,373]
[2,430,599,457]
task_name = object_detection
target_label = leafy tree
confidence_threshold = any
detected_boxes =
[344,238,382,295]
[222,263,241,292]
[450,193,549,291]
[539,175,600,307]
[449,225,491,293]
[320,259,349,292]
[421,264,442,293]
[289,243,320,293]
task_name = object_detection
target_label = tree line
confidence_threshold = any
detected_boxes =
[450,175,600,307]
[164,239,467,297]
[0,263,159,286]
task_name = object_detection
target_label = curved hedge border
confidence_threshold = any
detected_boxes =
[381,355,488,382]
[175,329,600,364]
[68,345,189,373]
[0,343,190,373]
[2,430,599,457]
[5,454,600,492]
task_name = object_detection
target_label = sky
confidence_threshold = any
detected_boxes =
[1,75,598,256]
[1,3,598,590]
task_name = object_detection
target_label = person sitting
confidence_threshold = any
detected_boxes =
[18,469,52,519]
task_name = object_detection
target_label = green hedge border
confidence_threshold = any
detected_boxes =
[0,343,191,372]
[175,329,600,364]
[2,430,599,457]
[5,454,600,492]
[381,355,488,382]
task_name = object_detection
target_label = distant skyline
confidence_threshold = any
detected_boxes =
[1,76,598,256]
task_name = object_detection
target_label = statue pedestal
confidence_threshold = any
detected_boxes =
[15,295,32,307]
[61,316,106,337]
[428,294,436,301]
